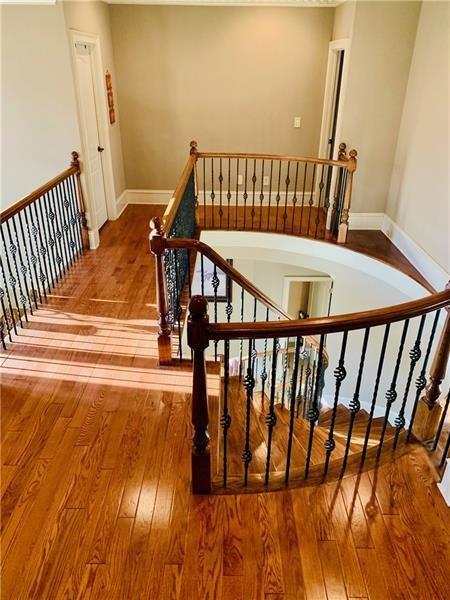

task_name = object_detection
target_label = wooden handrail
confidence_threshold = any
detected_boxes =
[207,289,450,341]
[1,165,79,222]
[162,152,197,235]
[197,151,349,169]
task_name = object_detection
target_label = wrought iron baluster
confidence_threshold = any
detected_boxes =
[302,346,312,418]
[324,331,348,475]
[307,164,317,237]
[222,339,231,487]
[202,157,207,228]
[299,162,307,235]
[200,253,205,297]
[242,338,255,486]
[243,160,248,229]
[173,249,182,361]
[11,215,35,313]
[28,204,50,295]
[16,212,38,309]
[53,184,71,271]
[291,162,299,234]
[0,310,5,349]
[378,319,410,458]
[265,337,279,485]
[361,324,390,463]
[314,164,325,239]
[22,208,45,304]
[227,158,231,229]
[4,221,29,321]
[393,315,426,449]
[407,310,441,442]
[323,164,333,238]
[296,351,306,418]
[62,177,78,265]
[67,175,83,256]
[275,161,282,231]
[267,160,273,231]
[431,388,450,452]
[35,195,56,288]
[235,159,240,229]
[238,287,245,382]
[1,226,24,328]
[218,158,223,228]
[282,161,290,232]
[341,328,370,475]
[280,337,290,408]
[285,335,302,483]
[41,194,59,285]
[251,159,256,230]
[0,255,18,334]
[259,160,265,231]
[212,263,219,361]
[260,308,269,403]
[49,188,68,278]
[0,281,13,342]
[305,334,325,479]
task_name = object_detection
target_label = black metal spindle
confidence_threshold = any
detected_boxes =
[16,212,38,309]
[275,161,282,231]
[31,200,52,292]
[393,315,426,449]
[259,160,265,231]
[323,331,348,475]
[291,162,299,234]
[314,165,325,239]
[260,308,269,403]
[407,310,441,442]
[285,336,302,483]
[251,159,256,230]
[302,346,312,419]
[305,334,325,478]
[41,194,59,286]
[238,287,245,381]
[341,328,370,475]
[67,175,83,257]
[267,160,274,231]
[55,182,73,270]
[11,215,35,313]
[62,177,78,264]
[0,228,24,328]
[282,162,290,232]
[0,314,5,350]
[210,158,216,228]
[5,221,29,321]
[378,319,410,458]
[243,160,248,229]
[299,162,307,235]
[35,196,56,288]
[227,158,231,229]
[296,351,305,418]
[432,388,450,452]
[307,164,317,237]
[323,164,333,238]
[212,263,219,361]
[218,158,223,229]
[0,285,12,342]
[222,339,231,486]
[242,338,255,486]
[280,337,290,408]
[235,159,240,229]
[22,208,44,304]
[265,337,279,484]
[0,257,18,335]
[361,324,390,463]
[53,185,71,272]
[49,189,67,279]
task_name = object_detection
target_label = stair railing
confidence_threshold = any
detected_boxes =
[0,152,87,348]
[187,288,450,494]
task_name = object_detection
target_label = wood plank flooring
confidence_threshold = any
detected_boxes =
[1,205,448,599]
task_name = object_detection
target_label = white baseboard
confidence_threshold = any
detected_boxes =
[348,212,385,230]
[114,189,173,219]
[382,214,449,291]
[115,190,128,219]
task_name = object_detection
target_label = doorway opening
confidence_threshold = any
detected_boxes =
[282,276,334,320]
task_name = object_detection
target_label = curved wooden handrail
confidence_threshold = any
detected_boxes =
[1,165,79,222]
[162,154,196,234]
[207,288,450,341]
[197,151,349,169]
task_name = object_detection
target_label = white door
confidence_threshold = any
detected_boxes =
[74,42,108,229]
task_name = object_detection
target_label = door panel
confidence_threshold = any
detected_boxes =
[75,43,108,229]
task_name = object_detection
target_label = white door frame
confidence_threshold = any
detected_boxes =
[318,38,351,161]
[282,275,333,316]
[69,29,117,249]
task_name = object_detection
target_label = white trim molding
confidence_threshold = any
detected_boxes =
[348,212,385,230]
[382,214,449,291]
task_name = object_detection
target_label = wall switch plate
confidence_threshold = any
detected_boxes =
[238,174,243,185]
[263,176,269,186]
[294,116,301,128]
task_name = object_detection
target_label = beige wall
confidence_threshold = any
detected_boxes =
[332,0,355,40]
[110,5,334,190]
[339,1,420,212]
[386,1,449,274]
[1,4,81,207]
[63,1,126,199]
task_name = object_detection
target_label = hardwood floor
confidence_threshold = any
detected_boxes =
[1,205,448,599]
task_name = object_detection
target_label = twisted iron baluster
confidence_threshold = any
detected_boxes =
[275,161,282,231]
[22,208,45,303]
[282,161,290,232]
[307,164,317,237]
[218,158,223,228]
[227,158,231,229]
[235,159,239,229]
[41,193,59,285]
[251,159,256,230]
[280,337,290,409]
[314,164,325,239]
[285,335,302,483]
[53,185,71,271]
[32,200,52,290]
[1,227,24,327]
[302,345,312,419]
[202,157,207,228]
[221,339,231,487]
[243,160,248,229]
[49,188,67,278]
[210,158,215,228]
[299,162,307,235]
[323,164,332,238]
[242,338,255,486]
[361,324,390,463]
[305,335,325,478]
[68,174,84,254]
[0,280,13,341]
[35,195,56,287]
[259,160,265,231]
[265,337,279,485]
[393,315,426,449]
[407,310,441,442]
[238,287,245,382]
[291,162,299,234]
[55,182,73,270]
[260,308,270,404]
[212,263,219,361]
[323,331,348,475]
[266,160,273,231]
[377,319,410,458]
[296,347,306,418]
[64,176,82,259]
[5,221,29,320]
[0,256,18,334]
[341,328,370,475]
[16,212,38,309]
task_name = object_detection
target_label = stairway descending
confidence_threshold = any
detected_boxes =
[211,375,395,482]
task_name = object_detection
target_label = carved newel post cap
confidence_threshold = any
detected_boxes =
[349,149,358,159]
[150,216,163,236]
[189,295,208,319]
[71,151,80,168]
[190,140,198,155]
[339,142,347,152]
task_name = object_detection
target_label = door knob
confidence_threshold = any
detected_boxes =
[97,146,104,152]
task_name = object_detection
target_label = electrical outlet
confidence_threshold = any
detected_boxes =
[294,116,301,128]
[263,176,269,186]
[238,174,243,185]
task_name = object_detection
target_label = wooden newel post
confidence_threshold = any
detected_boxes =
[337,149,357,244]
[71,151,89,250]
[187,295,211,494]
[150,217,172,365]
[414,288,450,441]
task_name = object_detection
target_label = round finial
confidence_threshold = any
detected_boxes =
[349,149,358,159]
[150,216,163,235]
[339,143,346,151]
[189,295,208,318]
[190,140,198,155]
[71,151,79,168]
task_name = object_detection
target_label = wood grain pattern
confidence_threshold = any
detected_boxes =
[1,205,448,599]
